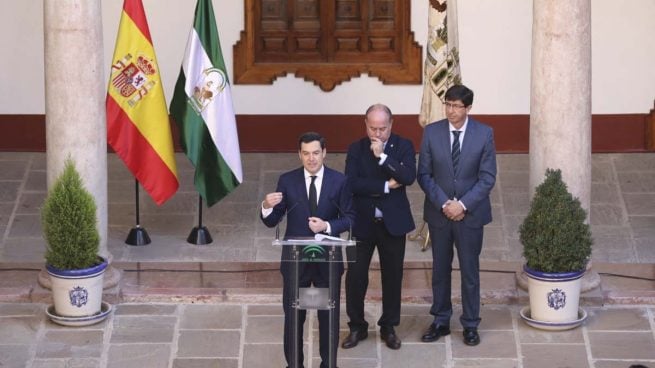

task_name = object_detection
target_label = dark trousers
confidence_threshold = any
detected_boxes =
[282,262,342,368]
[428,221,483,329]
[345,220,406,331]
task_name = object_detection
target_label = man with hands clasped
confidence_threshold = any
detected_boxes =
[417,85,497,347]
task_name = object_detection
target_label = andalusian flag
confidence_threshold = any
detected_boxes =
[106,0,179,205]
[170,0,243,207]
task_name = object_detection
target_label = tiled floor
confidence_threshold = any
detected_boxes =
[1,302,654,368]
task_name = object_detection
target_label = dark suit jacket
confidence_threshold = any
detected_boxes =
[261,165,355,272]
[417,118,497,228]
[345,133,416,238]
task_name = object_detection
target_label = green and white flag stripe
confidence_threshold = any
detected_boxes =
[170,0,242,207]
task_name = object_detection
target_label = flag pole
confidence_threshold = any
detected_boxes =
[187,194,212,245]
[125,179,151,246]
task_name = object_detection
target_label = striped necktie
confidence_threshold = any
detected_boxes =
[452,130,461,173]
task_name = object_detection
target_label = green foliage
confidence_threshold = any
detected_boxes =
[519,169,593,273]
[41,159,99,270]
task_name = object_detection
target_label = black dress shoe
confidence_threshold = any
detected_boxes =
[421,324,451,342]
[341,329,368,349]
[380,327,401,350]
[463,328,480,346]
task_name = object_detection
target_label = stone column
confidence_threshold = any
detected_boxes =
[43,0,117,288]
[519,0,599,292]
[530,0,591,209]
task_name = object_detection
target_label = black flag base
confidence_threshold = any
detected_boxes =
[187,226,213,245]
[125,226,151,246]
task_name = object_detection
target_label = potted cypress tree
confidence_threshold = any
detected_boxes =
[42,158,108,322]
[519,168,593,329]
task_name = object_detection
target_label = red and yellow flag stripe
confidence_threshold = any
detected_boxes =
[106,0,178,205]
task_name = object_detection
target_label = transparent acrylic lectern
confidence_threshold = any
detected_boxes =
[273,236,356,368]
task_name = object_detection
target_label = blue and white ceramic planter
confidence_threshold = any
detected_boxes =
[524,265,584,323]
[46,257,108,318]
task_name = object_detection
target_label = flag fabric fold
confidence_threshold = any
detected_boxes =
[419,0,462,127]
[106,0,179,205]
[170,0,243,207]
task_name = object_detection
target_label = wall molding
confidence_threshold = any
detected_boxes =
[0,113,649,153]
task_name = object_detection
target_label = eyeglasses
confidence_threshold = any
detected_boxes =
[444,102,467,110]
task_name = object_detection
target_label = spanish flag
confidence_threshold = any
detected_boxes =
[106,0,178,205]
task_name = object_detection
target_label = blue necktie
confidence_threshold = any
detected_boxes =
[452,131,461,173]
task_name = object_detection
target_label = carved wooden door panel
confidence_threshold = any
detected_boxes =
[234,0,422,91]
[257,0,324,62]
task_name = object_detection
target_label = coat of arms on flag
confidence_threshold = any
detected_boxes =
[109,54,159,107]
[190,67,227,114]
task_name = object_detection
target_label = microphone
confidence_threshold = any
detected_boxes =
[275,201,299,241]
[330,198,352,241]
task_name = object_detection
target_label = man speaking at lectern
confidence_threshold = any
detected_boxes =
[260,132,355,368]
